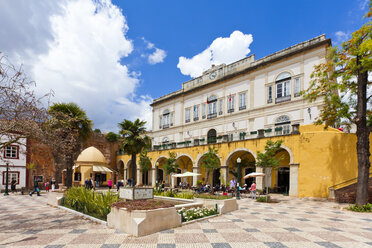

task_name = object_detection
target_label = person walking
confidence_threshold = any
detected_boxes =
[11,179,17,193]
[29,179,41,196]
[107,179,112,190]
[50,178,56,192]
[250,181,257,200]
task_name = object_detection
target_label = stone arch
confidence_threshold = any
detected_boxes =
[196,150,223,168]
[279,144,294,164]
[176,153,194,165]
[125,159,132,169]
[153,155,168,168]
[224,148,257,166]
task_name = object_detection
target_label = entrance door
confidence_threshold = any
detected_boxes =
[212,168,221,186]
[158,169,164,183]
[277,167,290,194]
[244,168,255,187]
[177,169,182,186]
[142,171,149,185]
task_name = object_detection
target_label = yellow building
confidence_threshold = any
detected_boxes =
[73,146,113,187]
[117,125,372,198]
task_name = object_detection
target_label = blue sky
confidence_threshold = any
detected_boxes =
[115,0,369,98]
[0,0,369,131]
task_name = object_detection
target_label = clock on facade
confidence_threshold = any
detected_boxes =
[209,71,217,80]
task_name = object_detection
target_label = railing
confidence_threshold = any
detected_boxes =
[162,124,169,129]
[239,106,246,110]
[329,172,372,191]
[207,113,217,119]
[275,95,291,104]
[227,108,234,113]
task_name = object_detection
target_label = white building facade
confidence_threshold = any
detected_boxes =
[150,35,330,148]
[0,137,28,190]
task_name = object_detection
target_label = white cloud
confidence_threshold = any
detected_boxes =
[0,0,153,131]
[334,31,350,44]
[148,48,167,65]
[177,31,253,78]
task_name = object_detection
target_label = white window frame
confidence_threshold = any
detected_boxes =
[294,77,301,97]
[218,99,223,115]
[185,108,191,123]
[227,95,235,112]
[239,92,246,110]
[193,105,199,120]
[268,86,273,103]
[5,146,18,159]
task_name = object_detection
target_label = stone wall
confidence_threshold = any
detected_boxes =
[334,180,372,203]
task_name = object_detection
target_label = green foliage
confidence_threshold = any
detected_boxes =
[256,140,283,169]
[201,147,220,183]
[105,132,119,142]
[347,203,372,212]
[163,152,178,176]
[196,180,203,186]
[48,102,93,142]
[139,150,152,173]
[118,119,151,155]
[195,193,232,200]
[256,196,271,202]
[94,128,101,133]
[175,191,195,199]
[178,207,218,222]
[62,187,119,220]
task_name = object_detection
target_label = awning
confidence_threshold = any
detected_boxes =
[93,165,113,173]
[172,171,201,177]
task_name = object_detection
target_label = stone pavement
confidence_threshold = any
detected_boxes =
[0,194,371,248]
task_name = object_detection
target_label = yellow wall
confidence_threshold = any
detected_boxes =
[73,165,112,186]
[117,125,372,198]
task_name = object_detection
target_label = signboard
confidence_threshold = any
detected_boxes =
[119,188,154,200]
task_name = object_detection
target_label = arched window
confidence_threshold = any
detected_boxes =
[276,72,291,103]
[275,115,291,135]
[207,95,217,118]
[207,129,217,144]
[163,137,169,143]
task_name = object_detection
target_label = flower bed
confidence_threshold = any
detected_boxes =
[111,199,174,211]
[178,206,218,222]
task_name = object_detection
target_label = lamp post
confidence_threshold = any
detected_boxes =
[4,162,9,196]
[236,157,241,200]
[155,162,159,192]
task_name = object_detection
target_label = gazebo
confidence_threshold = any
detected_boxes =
[72,146,113,187]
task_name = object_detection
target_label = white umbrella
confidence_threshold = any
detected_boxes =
[172,171,201,177]
[243,172,265,179]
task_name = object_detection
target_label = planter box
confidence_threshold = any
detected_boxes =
[47,192,64,207]
[119,187,153,200]
[194,198,238,214]
[107,206,181,237]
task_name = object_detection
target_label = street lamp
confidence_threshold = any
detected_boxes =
[236,157,241,200]
[155,162,159,192]
[4,162,9,196]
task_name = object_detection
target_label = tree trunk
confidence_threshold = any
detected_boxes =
[355,69,370,206]
[206,170,210,185]
[131,153,136,187]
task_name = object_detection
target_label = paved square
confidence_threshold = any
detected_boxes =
[0,194,371,247]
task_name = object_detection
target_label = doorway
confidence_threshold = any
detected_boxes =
[277,167,289,194]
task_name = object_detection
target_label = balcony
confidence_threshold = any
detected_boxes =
[193,117,199,121]
[239,105,246,111]
[275,95,291,104]
[227,108,234,113]
[162,124,169,129]
[185,119,190,123]
[267,98,273,104]
[207,113,217,119]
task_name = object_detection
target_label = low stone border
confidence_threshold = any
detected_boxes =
[182,213,221,225]
[154,195,194,203]
[57,205,107,225]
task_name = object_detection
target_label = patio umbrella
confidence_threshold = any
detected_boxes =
[172,171,201,177]
[243,172,265,179]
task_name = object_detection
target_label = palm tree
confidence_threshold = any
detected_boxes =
[118,119,151,186]
[46,102,92,187]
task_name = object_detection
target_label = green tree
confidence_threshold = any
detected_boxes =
[229,158,255,184]
[256,140,283,200]
[139,150,152,173]
[302,4,372,205]
[163,152,179,186]
[118,119,151,187]
[201,147,220,184]
[45,102,92,187]
[105,132,119,142]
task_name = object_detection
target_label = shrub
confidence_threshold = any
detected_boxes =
[106,132,119,142]
[175,191,194,199]
[195,193,232,200]
[178,206,218,222]
[347,203,372,212]
[256,196,271,202]
[62,187,118,220]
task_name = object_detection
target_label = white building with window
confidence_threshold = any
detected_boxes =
[0,137,28,190]
[150,35,329,147]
